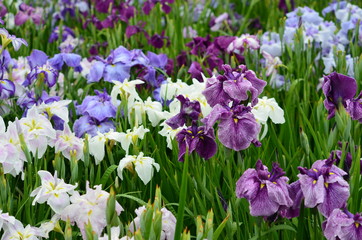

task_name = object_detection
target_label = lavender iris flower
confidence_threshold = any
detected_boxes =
[236,160,293,217]
[203,65,266,107]
[166,95,201,129]
[142,52,168,88]
[0,56,15,99]
[175,123,217,161]
[73,115,115,137]
[48,53,81,70]
[17,91,60,112]
[297,155,350,217]
[323,208,362,240]
[76,89,116,122]
[24,63,59,88]
[346,92,362,123]
[0,79,15,99]
[49,26,75,43]
[322,72,357,119]
[87,46,147,83]
[202,104,261,151]
[27,49,48,69]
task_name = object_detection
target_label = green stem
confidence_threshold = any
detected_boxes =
[174,152,189,240]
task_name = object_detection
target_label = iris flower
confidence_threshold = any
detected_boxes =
[236,160,293,217]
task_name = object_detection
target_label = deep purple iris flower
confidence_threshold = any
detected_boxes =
[148,31,170,49]
[176,123,217,161]
[236,160,293,217]
[76,89,116,122]
[188,62,212,82]
[166,95,201,129]
[73,115,115,137]
[323,207,362,240]
[322,72,357,119]
[202,104,261,151]
[203,64,266,107]
[87,46,148,83]
[297,155,350,217]
[94,0,113,13]
[142,0,174,15]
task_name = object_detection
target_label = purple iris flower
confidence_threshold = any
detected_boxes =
[176,51,187,67]
[166,95,201,129]
[0,79,15,99]
[73,115,115,138]
[346,92,362,123]
[17,90,60,114]
[0,50,15,70]
[15,3,43,26]
[331,149,353,178]
[0,55,15,99]
[236,160,293,217]
[323,207,362,240]
[188,61,211,82]
[213,36,237,52]
[279,0,295,13]
[322,72,357,119]
[94,0,113,13]
[175,123,217,161]
[142,0,174,15]
[76,89,116,122]
[87,46,148,83]
[203,64,266,107]
[49,26,75,43]
[0,2,7,18]
[149,32,169,49]
[279,180,303,219]
[27,49,48,69]
[186,36,212,56]
[141,52,168,88]
[24,62,59,88]
[48,53,81,71]
[297,155,350,217]
[322,1,348,16]
[202,104,261,151]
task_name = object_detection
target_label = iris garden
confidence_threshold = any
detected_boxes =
[0,0,361,239]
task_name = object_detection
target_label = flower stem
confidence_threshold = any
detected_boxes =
[174,152,189,240]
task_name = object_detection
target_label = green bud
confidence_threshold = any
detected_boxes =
[299,128,310,156]
[153,209,162,239]
[134,229,144,240]
[64,218,72,240]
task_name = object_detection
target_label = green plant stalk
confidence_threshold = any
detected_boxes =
[174,152,189,240]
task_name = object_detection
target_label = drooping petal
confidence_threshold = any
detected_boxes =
[87,61,105,83]
[298,174,325,208]
[249,186,280,216]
